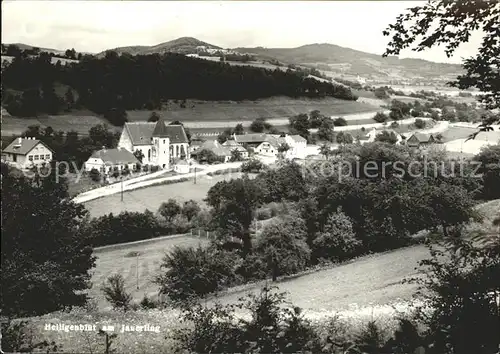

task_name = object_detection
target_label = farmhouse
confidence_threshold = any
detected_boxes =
[406,133,435,148]
[233,133,307,158]
[84,147,140,173]
[117,117,190,170]
[222,139,249,159]
[2,137,53,169]
[190,140,232,163]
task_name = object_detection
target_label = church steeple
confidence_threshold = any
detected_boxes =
[152,116,170,137]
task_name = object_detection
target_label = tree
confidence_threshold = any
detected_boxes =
[158,199,182,223]
[255,216,311,280]
[383,0,500,134]
[317,119,335,142]
[89,168,101,182]
[101,274,132,311]
[65,87,75,108]
[374,87,390,99]
[289,113,310,138]
[233,123,244,135]
[230,149,243,162]
[373,112,389,123]
[217,128,233,144]
[414,119,426,129]
[250,119,270,133]
[319,143,333,160]
[133,149,144,163]
[277,143,290,159]
[148,111,161,122]
[1,164,95,317]
[205,176,262,255]
[155,245,238,302]
[182,200,201,222]
[336,131,353,145]
[375,131,398,145]
[195,149,220,164]
[312,209,361,262]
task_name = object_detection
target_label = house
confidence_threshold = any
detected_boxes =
[190,140,232,163]
[233,133,307,158]
[174,159,190,174]
[2,137,53,169]
[222,139,249,159]
[117,117,190,170]
[406,133,435,148]
[84,147,140,174]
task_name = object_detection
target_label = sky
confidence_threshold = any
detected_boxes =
[1,1,482,64]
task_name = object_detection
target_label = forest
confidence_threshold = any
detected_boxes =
[1,49,357,126]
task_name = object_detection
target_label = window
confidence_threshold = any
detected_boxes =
[163,140,165,144]
[34,155,39,160]
[29,156,33,161]
[41,155,45,160]
[45,154,50,159]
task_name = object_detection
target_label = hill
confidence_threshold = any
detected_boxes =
[233,43,463,81]
[96,37,221,57]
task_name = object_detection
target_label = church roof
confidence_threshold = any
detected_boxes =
[123,120,189,145]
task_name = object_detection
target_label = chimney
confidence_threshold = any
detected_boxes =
[102,146,106,151]
[17,137,22,144]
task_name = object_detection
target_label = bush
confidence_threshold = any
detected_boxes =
[101,274,132,311]
[89,168,101,182]
[414,119,426,129]
[256,208,272,220]
[170,214,191,233]
[390,121,400,128]
[140,295,159,309]
[241,158,265,173]
[254,216,311,279]
[155,245,241,303]
[333,117,348,126]
[312,210,361,262]
[373,112,389,123]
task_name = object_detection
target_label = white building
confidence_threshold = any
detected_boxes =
[117,117,190,170]
[2,137,53,169]
[233,133,307,159]
[173,159,191,174]
[84,147,140,173]
[222,139,249,159]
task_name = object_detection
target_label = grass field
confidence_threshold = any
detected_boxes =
[1,111,118,136]
[83,172,255,218]
[90,235,210,310]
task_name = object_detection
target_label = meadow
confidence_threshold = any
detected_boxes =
[83,172,254,218]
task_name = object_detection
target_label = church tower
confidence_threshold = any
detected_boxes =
[151,117,171,169]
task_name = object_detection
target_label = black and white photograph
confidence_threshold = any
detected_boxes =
[1,0,499,353]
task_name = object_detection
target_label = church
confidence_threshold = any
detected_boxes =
[117,117,190,170]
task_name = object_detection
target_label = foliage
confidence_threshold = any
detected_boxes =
[0,320,61,353]
[234,123,245,135]
[195,148,222,164]
[333,117,348,127]
[255,216,311,279]
[335,131,353,145]
[155,245,240,302]
[217,128,233,144]
[89,167,101,182]
[312,209,361,262]
[241,158,265,173]
[373,112,389,123]
[374,87,390,99]
[88,210,161,247]
[409,228,500,354]
[172,286,323,353]
[250,118,272,133]
[182,199,201,222]
[414,119,426,129]
[317,119,335,142]
[474,143,500,200]
[1,164,95,317]
[230,148,244,162]
[101,274,132,311]
[289,113,310,138]
[256,161,308,203]
[206,176,262,254]
[375,130,398,144]
[383,0,500,111]
[148,111,161,122]
[158,198,182,222]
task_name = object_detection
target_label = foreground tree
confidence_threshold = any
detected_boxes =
[383,0,500,135]
[1,164,95,317]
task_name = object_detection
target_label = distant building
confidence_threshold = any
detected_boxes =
[84,147,139,173]
[190,140,232,163]
[222,139,249,159]
[173,159,190,174]
[118,117,190,170]
[233,133,307,158]
[2,137,53,169]
[406,133,436,148]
